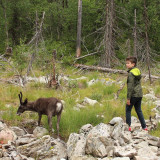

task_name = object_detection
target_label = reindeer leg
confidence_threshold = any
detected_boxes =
[57,113,61,138]
[48,114,52,133]
[38,113,42,126]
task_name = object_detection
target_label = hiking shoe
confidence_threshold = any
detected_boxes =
[143,127,148,131]
[129,127,131,131]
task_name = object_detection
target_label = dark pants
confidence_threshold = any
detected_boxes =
[126,97,146,129]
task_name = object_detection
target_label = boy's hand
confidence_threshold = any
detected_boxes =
[127,99,131,105]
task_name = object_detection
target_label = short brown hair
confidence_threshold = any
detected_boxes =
[126,56,137,66]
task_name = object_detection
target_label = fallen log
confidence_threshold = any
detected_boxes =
[74,64,160,79]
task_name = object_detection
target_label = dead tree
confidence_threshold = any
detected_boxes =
[133,9,137,58]
[49,50,58,88]
[143,0,152,84]
[26,11,45,77]
[76,0,82,58]
[100,0,115,68]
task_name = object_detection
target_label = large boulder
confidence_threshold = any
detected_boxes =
[85,123,114,158]
[0,128,17,144]
[67,133,86,159]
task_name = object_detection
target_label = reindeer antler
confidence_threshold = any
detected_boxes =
[18,92,23,104]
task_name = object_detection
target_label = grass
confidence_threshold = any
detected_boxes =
[0,66,159,139]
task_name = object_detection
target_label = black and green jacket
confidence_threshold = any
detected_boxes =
[127,67,143,100]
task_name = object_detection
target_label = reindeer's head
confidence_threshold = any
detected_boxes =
[17,92,28,115]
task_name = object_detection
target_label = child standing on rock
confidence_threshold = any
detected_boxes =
[126,56,148,131]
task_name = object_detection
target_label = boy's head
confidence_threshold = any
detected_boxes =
[126,56,137,69]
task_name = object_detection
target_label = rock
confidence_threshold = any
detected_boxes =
[134,156,159,160]
[67,133,86,159]
[33,126,49,138]
[134,141,149,150]
[86,136,114,158]
[137,146,157,158]
[17,135,51,158]
[75,104,86,110]
[87,123,112,138]
[87,79,96,86]
[111,158,130,160]
[86,124,114,158]
[49,138,67,159]
[154,100,160,107]
[0,149,3,158]
[70,155,97,160]
[131,116,139,123]
[79,124,93,136]
[114,146,136,158]
[83,97,98,106]
[121,131,132,143]
[0,157,11,160]
[0,128,17,144]
[0,122,7,131]
[16,134,36,146]
[10,127,26,137]
[35,138,67,160]
[109,117,124,125]
[109,117,124,140]
[143,94,158,101]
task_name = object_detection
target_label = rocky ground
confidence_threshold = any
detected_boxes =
[0,112,160,160]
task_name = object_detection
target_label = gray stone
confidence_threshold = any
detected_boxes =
[109,117,124,125]
[10,127,26,136]
[67,133,86,159]
[114,146,136,158]
[33,126,49,138]
[79,124,93,136]
[16,134,36,146]
[83,97,98,106]
[87,123,112,138]
[86,136,114,158]
[17,135,51,157]
[137,146,157,158]
[70,155,97,160]
[112,158,130,160]
[121,131,132,143]
[0,122,7,131]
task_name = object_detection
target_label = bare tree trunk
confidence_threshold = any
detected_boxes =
[76,0,82,58]
[144,0,152,84]
[49,50,57,88]
[100,0,114,68]
[26,11,45,77]
[127,39,131,56]
[74,64,160,79]
[133,9,137,58]
[0,0,9,47]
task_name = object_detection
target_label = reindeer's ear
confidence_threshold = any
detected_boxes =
[23,98,28,105]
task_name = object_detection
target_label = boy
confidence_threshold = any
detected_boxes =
[126,56,148,131]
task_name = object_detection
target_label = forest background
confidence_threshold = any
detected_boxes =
[0,0,160,72]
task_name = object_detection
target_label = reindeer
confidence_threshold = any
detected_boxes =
[17,92,63,137]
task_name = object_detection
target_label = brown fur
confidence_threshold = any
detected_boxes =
[17,92,63,137]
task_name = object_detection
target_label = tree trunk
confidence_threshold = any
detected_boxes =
[76,0,82,58]
[74,64,160,79]
[133,9,137,58]
[144,0,152,84]
[49,50,57,88]
[100,0,115,68]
